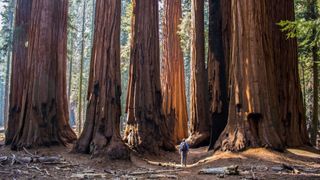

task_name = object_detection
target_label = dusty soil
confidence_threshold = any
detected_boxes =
[0,135,319,180]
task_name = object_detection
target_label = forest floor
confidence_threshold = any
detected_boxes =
[0,133,319,180]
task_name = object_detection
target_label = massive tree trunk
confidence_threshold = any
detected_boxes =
[73,0,129,160]
[273,0,309,147]
[5,0,32,145]
[124,0,175,154]
[215,0,308,152]
[11,0,77,149]
[187,0,210,148]
[207,0,228,150]
[161,0,188,144]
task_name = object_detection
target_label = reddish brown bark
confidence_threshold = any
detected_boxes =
[272,0,309,146]
[73,0,129,160]
[6,0,32,145]
[124,0,175,153]
[187,0,210,148]
[11,0,77,149]
[215,0,309,151]
[161,0,188,144]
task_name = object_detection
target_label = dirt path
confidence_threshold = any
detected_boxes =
[0,139,319,179]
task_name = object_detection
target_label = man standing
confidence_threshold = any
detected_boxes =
[179,139,189,167]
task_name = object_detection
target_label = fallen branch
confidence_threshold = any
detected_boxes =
[149,174,178,179]
[129,169,183,176]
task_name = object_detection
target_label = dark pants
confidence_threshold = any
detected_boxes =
[181,152,187,167]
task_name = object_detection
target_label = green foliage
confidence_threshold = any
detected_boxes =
[0,0,14,62]
[278,19,320,48]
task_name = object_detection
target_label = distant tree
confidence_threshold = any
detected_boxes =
[161,0,188,144]
[187,0,211,148]
[11,0,77,149]
[307,0,319,146]
[77,0,87,133]
[1,0,16,131]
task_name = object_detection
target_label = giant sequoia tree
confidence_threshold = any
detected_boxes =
[124,0,175,153]
[6,0,32,145]
[161,0,188,144]
[187,0,211,148]
[74,0,129,160]
[214,0,309,151]
[207,0,228,150]
[11,0,77,149]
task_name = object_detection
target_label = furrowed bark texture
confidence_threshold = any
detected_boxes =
[187,0,210,148]
[215,0,309,151]
[6,0,32,145]
[73,0,129,160]
[161,0,188,144]
[207,0,229,150]
[11,0,77,149]
[273,0,309,146]
[124,0,175,153]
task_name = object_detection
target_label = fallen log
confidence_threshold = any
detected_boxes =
[198,165,239,175]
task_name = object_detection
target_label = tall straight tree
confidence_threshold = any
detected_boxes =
[77,0,87,133]
[214,0,308,151]
[187,0,210,148]
[3,0,16,131]
[11,0,77,149]
[124,0,175,153]
[207,0,228,150]
[5,0,32,145]
[307,0,319,146]
[161,0,188,144]
[74,0,129,160]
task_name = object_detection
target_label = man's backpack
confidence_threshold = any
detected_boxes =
[181,142,188,152]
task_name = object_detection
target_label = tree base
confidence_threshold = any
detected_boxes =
[74,135,130,160]
[11,129,77,151]
[186,132,210,148]
[214,123,285,152]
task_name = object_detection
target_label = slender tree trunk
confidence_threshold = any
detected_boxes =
[4,0,16,131]
[187,0,210,148]
[308,0,319,146]
[11,0,77,150]
[207,0,228,150]
[312,44,319,145]
[5,0,32,145]
[215,0,308,151]
[124,0,175,153]
[0,85,3,127]
[78,0,87,133]
[68,38,74,99]
[161,0,188,144]
[74,0,128,159]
